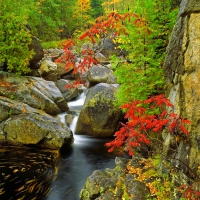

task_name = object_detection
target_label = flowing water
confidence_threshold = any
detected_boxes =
[0,86,118,200]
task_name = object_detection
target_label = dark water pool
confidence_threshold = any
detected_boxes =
[0,135,117,200]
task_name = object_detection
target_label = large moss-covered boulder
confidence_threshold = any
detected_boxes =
[163,0,200,177]
[0,113,73,149]
[75,83,122,137]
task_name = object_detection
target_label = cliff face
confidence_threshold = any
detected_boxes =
[164,0,200,177]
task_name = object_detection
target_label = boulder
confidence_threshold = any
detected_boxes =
[0,95,73,149]
[29,36,44,68]
[39,59,59,81]
[43,48,64,61]
[99,36,128,57]
[87,64,117,86]
[99,36,121,56]
[80,157,150,200]
[163,0,200,176]
[0,104,9,122]
[75,83,122,137]
[57,60,71,76]
[1,113,73,149]
[56,79,79,101]
[0,71,68,115]
[0,96,44,118]
[94,52,110,63]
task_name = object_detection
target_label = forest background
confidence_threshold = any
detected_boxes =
[0,0,183,154]
[2,1,200,199]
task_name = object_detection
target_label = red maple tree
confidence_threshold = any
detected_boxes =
[105,94,190,156]
[55,11,149,88]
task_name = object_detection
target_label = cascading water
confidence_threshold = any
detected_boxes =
[0,86,118,200]
[58,85,87,137]
[46,86,117,200]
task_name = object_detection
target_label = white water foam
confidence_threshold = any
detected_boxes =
[58,86,87,141]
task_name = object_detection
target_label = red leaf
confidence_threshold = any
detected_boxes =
[179,125,189,135]
[193,190,200,196]
[159,110,167,118]
[132,13,139,18]
[129,141,140,147]
[105,142,113,147]
[108,146,115,153]
[169,121,177,133]
[79,31,89,40]
[55,58,62,63]
[181,119,191,124]
[133,19,140,25]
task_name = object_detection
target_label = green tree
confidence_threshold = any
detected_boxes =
[90,0,104,18]
[0,0,35,74]
[111,0,178,106]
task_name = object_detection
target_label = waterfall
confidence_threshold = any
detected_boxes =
[58,85,87,136]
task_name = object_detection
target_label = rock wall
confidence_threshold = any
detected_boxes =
[164,0,200,177]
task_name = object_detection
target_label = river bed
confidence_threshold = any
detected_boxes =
[0,87,119,200]
[0,135,117,200]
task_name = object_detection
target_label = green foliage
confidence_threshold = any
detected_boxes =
[111,0,178,106]
[0,13,34,75]
[0,0,88,42]
[41,40,66,49]
[90,0,104,18]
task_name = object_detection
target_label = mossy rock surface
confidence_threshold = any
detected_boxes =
[75,83,122,137]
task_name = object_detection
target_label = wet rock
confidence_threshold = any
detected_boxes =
[80,157,150,200]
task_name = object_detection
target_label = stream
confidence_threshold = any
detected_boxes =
[0,87,118,200]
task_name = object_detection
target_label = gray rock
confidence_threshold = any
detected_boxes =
[2,113,73,149]
[75,83,122,137]
[29,36,44,68]
[0,105,9,122]
[44,48,64,61]
[80,156,150,200]
[100,36,121,56]
[56,79,79,101]
[39,59,59,81]
[163,0,200,176]
[0,72,68,115]
[87,64,117,86]
[94,52,110,63]
[179,0,200,17]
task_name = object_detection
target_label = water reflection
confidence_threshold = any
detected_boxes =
[0,147,59,200]
[0,136,118,200]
